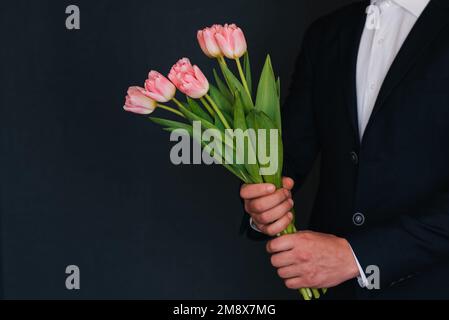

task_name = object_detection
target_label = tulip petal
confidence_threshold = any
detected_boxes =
[232,28,247,58]
[215,33,234,59]
[197,30,212,57]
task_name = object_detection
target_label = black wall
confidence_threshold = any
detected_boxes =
[0,0,357,299]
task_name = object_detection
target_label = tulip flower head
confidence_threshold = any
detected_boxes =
[215,24,247,59]
[145,71,176,103]
[168,58,209,99]
[197,24,224,58]
[123,86,157,115]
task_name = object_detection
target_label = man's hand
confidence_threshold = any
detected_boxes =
[240,177,295,236]
[267,231,360,289]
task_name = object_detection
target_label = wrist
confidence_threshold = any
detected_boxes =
[340,238,360,280]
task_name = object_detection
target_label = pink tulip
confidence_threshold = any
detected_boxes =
[215,24,247,59]
[123,86,157,115]
[144,71,176,103]
[168,58,209,99]
[197,25,224,58]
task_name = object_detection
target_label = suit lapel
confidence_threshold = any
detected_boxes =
[363,0,449,139]
[339,2,368,145]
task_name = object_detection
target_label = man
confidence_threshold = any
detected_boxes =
[241,0,449,299]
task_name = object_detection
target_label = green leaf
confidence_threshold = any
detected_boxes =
[213,69,233,102]
[209,84,233,115]
[220,62,254,113]
[277,77,281,99]
[150,117,191,131]
[177,103,238,154]
[255,55,282,133]
[214,113,225,132]
[233,92,263,183]
[186,97,213,123]
[178,104,217,132]
[247,110,283,188]
[162,126,192,136]
[244,52,252,96]
[161,125,248,183]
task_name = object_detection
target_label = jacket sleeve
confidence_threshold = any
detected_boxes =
[348,189,449,288]
[281,23,322,192]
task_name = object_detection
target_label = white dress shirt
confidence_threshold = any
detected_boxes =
[357,0,430,138]
[251,0,431,289]
[354,0,430,287]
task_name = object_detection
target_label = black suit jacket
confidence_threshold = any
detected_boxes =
[281,0,449,299]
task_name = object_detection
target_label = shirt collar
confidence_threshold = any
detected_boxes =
[371,0,430,17]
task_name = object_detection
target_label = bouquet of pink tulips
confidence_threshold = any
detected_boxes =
[123,23,325,300]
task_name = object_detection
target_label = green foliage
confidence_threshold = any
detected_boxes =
[255,55,282,133]
[187,97,213,123]
[244,52,252,96]
[213,69,233,102]
[219,61,253,113]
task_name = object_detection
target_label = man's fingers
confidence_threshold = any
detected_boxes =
[264,213,294,236]
[282,177,295,191]
[270,251,295,268]
[240,183,276,200]
[267,233,296,253]
[284,277,306,290]
[247,189,292,214]
[252,200,294,225]
[277,266,302,279]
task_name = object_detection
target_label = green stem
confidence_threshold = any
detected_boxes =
[199,97,215,116]
[300,289,311,300]
[218,56,228,67]
[172,97,185,110]
[312,289,321,299]
[157,104,185,118]
[217,57,233,91]
[235,57,253,104]
[204,94,231,130]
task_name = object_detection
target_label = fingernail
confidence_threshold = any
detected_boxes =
[289,199,294,206]
[288,212,294,220]
[267,184,276,192]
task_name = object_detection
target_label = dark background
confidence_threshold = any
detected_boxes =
[0,0,356,299]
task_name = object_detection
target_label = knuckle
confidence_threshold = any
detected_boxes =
[280,189,289,201]
[280,216,291,228]
[266,225,279,236]
[258,213,271,224]
[298,231,312,240]
[252,216,263,226]
[286,199,294,210]
[298,251,312,262]
[252,200,265,213]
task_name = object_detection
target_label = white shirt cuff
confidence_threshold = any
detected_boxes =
[249,217,262,233]
[349,245,369,288]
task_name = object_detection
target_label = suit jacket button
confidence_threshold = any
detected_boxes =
[353,212,365,226]
[350,151,359,165]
